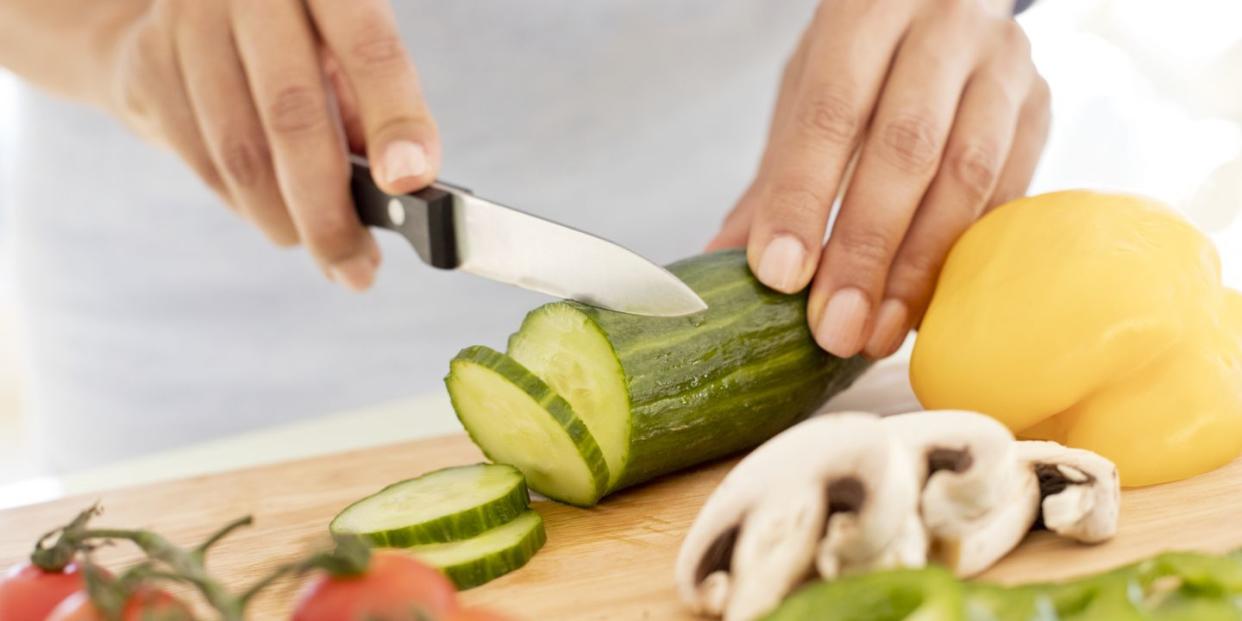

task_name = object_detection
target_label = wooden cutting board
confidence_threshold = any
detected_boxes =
[1,433,1240,620]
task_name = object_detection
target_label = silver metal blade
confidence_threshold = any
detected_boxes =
[452,194,707,317]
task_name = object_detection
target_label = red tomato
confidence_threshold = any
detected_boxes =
[46,587,193,621]
[0,562,89,621]
[447,609,518,621]
[292,552,460,621]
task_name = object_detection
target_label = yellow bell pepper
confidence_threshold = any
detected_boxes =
[910,191,1242,486]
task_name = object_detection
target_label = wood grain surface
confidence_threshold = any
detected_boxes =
[1,433,1240,620]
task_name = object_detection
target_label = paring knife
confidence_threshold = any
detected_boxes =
[349,157,708,317]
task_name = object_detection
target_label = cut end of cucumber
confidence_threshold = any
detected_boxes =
[508,303,631,490]
[410,510,547,590]
[446,346,609,506]
[330,464,528,547]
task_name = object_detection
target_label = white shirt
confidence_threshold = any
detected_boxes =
[11,1,817,471]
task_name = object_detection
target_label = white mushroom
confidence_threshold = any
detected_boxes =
[928,466,1040,577]
[813,445,926,579]
[675,410,1122,621]
[882,410,1043,577]
[675,413,922,621]
[883,410,1020,529]
[1017,440,1121,543]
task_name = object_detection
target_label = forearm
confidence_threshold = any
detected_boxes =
[0,0,148,105]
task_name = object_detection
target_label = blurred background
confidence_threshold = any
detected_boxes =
[0,0,1239,502]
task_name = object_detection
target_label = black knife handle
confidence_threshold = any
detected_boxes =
[349,158,462,269]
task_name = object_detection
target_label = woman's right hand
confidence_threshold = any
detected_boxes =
[102,0,438,291]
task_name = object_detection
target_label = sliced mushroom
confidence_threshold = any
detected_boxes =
[675,410,1122,621]
[883,410,1020,530]
[883,410,1042,577]
[1018,440,1121,543]
[814,441,925,578]
[675,413,921,621]
[927,464,1040,576]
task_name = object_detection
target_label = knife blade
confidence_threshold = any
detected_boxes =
[349,158,708,317]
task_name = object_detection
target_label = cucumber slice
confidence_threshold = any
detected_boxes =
[508,304,630,490]
[329,464,529,547]
[410,510,547,590]
[446,346,610,506]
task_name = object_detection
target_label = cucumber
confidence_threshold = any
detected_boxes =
[503,249,871,496]
[329,464,529,547]
[409,510,547,590]
[446,346,609,506]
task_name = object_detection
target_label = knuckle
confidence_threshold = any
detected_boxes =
[894,247,946,288]
[949,143,1001,199]
[834,226,895,269]
[346,15,408,74]
[369,114,435,146]
[766,182,831,224]
[878,113,942,173]
[303,211,358,257]
[267,85,327,137]
[217,134,269,189]
[795,85,861,147]
[997,19,1032,56]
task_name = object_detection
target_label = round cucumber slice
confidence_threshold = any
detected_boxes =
[410,509,547,590]
[446,346,609,506]
[508,303,631,490]
[329,464,529,547]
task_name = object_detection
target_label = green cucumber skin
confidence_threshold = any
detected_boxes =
[429,511,548,590]
[328,465,530,547]
[446,346,610,506]
[516,249,871,491]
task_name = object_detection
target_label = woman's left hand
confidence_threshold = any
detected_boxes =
[709,0,1050,359]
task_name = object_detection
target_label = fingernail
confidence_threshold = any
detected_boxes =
[865,299,909,359]
[381,140,429,186]
[756,235,806,293]
[816,287,871,357]
[328,254,377,293]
